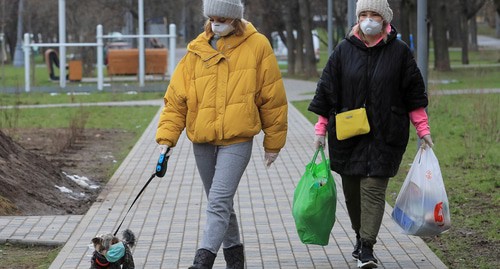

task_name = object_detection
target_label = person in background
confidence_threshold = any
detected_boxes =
[308,0,433,268]
[155,0,288,268]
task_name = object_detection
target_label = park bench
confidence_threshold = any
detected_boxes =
[106,48,168,76]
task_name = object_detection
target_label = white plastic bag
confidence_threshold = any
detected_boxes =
[391,147,451,236]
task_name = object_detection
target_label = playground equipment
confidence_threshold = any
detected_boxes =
[22,23,176,92]
[44,49,60,80]
[44,49,82,81]
[22,0,176,92]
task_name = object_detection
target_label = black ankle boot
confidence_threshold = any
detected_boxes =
[223,244,244,269]
[188,248,216,269]
[357,239,378,268]
[352,234,361,260]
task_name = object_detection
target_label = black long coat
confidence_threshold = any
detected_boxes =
[308,26,428,178]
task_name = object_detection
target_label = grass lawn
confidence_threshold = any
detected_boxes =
[428,66,500,90]
[0,243,61,269]
[292,92,499,268]
[0,91,165,106]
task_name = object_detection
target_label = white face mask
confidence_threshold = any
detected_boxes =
[360,18,383,36]
[211,21,235,37]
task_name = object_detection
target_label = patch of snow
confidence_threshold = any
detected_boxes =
[55,185,73,193]
[63,172,100,189]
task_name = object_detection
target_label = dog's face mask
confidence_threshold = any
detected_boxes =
[106,242,126,262]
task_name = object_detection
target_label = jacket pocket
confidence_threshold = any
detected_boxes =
[385,106,409,146]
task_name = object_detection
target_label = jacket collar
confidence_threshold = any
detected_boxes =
[347,23,398,49]
[187,21,258,67]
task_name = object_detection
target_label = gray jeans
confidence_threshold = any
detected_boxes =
[193,140,253,254]
[341,175,389,244]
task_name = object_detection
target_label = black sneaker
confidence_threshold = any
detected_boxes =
[352,237,361,260]
[357,240,378,268]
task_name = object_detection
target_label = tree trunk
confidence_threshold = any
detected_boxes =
[429,0,451,71]
[497,13,500,38]
[447,3,462,47]
[460,15,469,65]
[282,1,296,75]
[469,16,478,51]
[294,27,304,74]
[297,0,317,78]
[495,0,500,13]
[398,0,412,43]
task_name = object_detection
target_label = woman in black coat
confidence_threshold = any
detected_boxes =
[308,0,433,268]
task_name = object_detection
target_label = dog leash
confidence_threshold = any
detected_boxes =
[113,148,171,236]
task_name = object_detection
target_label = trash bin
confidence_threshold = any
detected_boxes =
[69,60,83,81]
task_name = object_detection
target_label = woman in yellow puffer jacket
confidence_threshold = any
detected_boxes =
[155,0,287,268]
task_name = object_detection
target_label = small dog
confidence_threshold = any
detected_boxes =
[90,229,136,269]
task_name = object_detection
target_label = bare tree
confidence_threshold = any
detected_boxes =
[280,0,298,75]
[457,0,487,63]
[494,0,500,13]
[429,0,451,71]
[3,0,19,62]
[298,0,317,77]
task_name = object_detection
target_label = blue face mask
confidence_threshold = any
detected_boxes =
[105,242,125,262]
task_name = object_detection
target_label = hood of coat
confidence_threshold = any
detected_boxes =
[346,23,399,49]
[187,21,258,65]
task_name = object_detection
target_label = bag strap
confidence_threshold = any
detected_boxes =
[310,146,329,171]
[311,147,321,163]
[318,147,330,171]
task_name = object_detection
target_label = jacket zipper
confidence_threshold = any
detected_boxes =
[366,48,373,177]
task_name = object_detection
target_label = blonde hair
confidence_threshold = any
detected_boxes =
[204,19,247,37]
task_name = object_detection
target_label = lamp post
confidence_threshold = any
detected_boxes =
[347,0,355,31]
[328,0,333,54]
[13,0,24,67]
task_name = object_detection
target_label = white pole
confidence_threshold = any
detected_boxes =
[97,24,104,91]
[23,33,30,92]
[13,0,24,67]
[138,0,145,87]
[347,0,356,30]
[169,24,176,77]
[58,0,66,89]
[417,0,428,88]
[417,0,428,149]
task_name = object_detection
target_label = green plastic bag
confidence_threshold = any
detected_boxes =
[292,147,337,246]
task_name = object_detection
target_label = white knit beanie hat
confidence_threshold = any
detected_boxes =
[356,0,393,23]
[203,0,244,19]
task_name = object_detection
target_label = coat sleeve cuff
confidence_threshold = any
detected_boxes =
[314,115,328,136]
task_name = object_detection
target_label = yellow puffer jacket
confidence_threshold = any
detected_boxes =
[156,22,287,153]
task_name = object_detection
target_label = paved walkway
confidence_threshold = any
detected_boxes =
[0,79,447,268]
